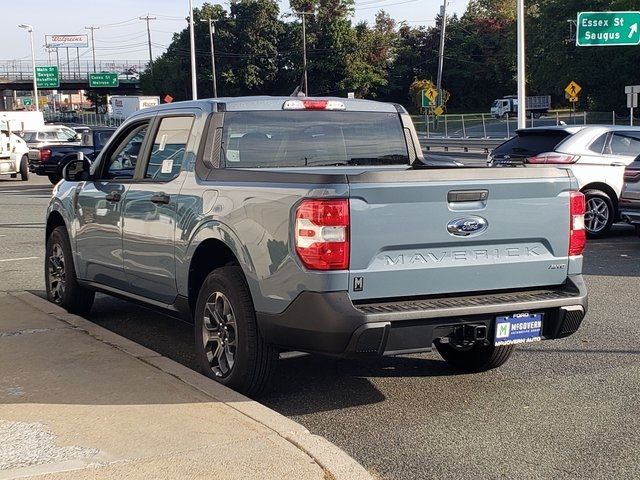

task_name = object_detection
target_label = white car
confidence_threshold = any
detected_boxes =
[20,125,80,149]
[489,125,640,237]
[0,130,30,181]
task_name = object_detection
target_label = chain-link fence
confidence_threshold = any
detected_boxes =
[412,111,637,139]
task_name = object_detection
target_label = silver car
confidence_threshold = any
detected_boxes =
[20,125,80,149]
[489,125,640,237]
[619,156,640,236]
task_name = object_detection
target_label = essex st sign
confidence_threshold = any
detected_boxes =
[577,11,640,46]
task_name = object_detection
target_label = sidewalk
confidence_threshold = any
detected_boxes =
[0,292,372,480]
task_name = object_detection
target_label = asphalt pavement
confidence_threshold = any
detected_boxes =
[1,174,639,480]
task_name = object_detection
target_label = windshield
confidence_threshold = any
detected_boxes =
[222,111,409,168]
[493,131,571,157]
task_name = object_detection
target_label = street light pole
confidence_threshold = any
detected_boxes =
[517,0,526,129]
[139,16,156,75]
[188,0,198,100]
[202,18,217,97]
[18,24,39,112]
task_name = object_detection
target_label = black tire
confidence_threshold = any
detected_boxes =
[20,155,29,181]
[434,340,515,372]
[45,226,95,316]
[583,189,615,238]
[48,173,61,185]
[194,266,278,396]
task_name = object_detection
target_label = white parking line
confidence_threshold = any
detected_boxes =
[0,256,39,263]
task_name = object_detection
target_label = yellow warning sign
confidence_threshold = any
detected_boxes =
[434,106,445,116]
[565,81,581,97]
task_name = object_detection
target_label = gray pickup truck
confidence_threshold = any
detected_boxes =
[45,97,588,395]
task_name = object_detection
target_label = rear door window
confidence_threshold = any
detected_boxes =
[493,131,570,157]
[610,132,640,156]
[589,134,608,154]
[143,116,194,181]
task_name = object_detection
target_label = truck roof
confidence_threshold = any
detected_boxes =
[129,96,403,120]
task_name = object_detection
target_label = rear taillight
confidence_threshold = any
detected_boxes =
[295,199,349,270]
[40,148,52,162]
[527,152,578,164]
[569,191,586,256]
[623,169,640,182]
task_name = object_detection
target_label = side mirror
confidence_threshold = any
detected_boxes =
[62,154,92,182]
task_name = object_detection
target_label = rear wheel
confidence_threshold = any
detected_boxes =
[20,155,29,181]
[434,340,515,372]
[194,266,278,396]
[48,173,61,185]
[583,189,614,238]
[45,226,94,316]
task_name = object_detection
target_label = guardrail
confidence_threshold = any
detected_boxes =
[44,112,124,127]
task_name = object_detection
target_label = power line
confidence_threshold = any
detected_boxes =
[84,25,100,72]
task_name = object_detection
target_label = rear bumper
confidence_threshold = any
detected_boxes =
[28,160,57,175]
[619,197,640,225]
[256,274,588,356]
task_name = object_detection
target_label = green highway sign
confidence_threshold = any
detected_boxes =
[35,66,59,88]
[22,98,33,106]
[89,72,119,88]
[577,11,640,46]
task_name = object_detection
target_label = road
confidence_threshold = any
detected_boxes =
[1,175,639,480]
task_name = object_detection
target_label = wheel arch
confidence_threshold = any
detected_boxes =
[184,223,257,317]
[581,182,619,213]
[46,210,67,241]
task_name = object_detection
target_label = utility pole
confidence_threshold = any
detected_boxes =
[295,11,313,95]
[139,15,156,75]
[516,0,526,129]
[188,0,197,100]
[436,0,447,101]
[85,25,99,72]
[202,18,217,97]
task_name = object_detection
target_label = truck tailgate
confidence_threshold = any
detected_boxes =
[347,167,573,301]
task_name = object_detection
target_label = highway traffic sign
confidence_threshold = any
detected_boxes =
[565,81,582,97]
[89,73,119,88]
[22,98,32,106]
[35,66,59,89]
[577,11,640,46]
[422,88,439,107]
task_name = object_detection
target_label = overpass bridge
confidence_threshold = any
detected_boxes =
[0,59,146,99]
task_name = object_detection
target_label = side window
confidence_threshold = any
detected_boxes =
[103,124,148,180]
[610,132,640,156]
[144,116,194,181]
[588,134,607,154]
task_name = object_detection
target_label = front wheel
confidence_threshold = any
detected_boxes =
[45,226,95,315]
[434,339,515,372]
[20,155,29,181]
[584,189,614,238]
[194,266,278,396]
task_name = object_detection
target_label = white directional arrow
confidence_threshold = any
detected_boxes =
[629,23,638,38]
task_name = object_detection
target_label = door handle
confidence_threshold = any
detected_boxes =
[105,191,122,202]
[611,162,626,167]
[151,192,170,205]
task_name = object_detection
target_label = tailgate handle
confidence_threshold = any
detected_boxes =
[448,190,489,203]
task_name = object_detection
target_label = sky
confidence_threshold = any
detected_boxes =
[1,0,470,64]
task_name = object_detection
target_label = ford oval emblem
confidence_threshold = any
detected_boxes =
[447,216,489,237]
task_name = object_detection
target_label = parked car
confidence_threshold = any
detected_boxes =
[20,125,80,149]
[488,126,640,237]
[0,128,29,181]
[46,97,588,395]
[619,156,640,236]
[28,127,115,184]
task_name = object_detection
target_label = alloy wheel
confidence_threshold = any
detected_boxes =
[584,197,609,234]
[202,292,237,377]
[48,243,66,303]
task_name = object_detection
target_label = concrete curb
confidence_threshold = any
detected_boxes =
[10,292,373,480]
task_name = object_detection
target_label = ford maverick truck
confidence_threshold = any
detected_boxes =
[45,97,588,395]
